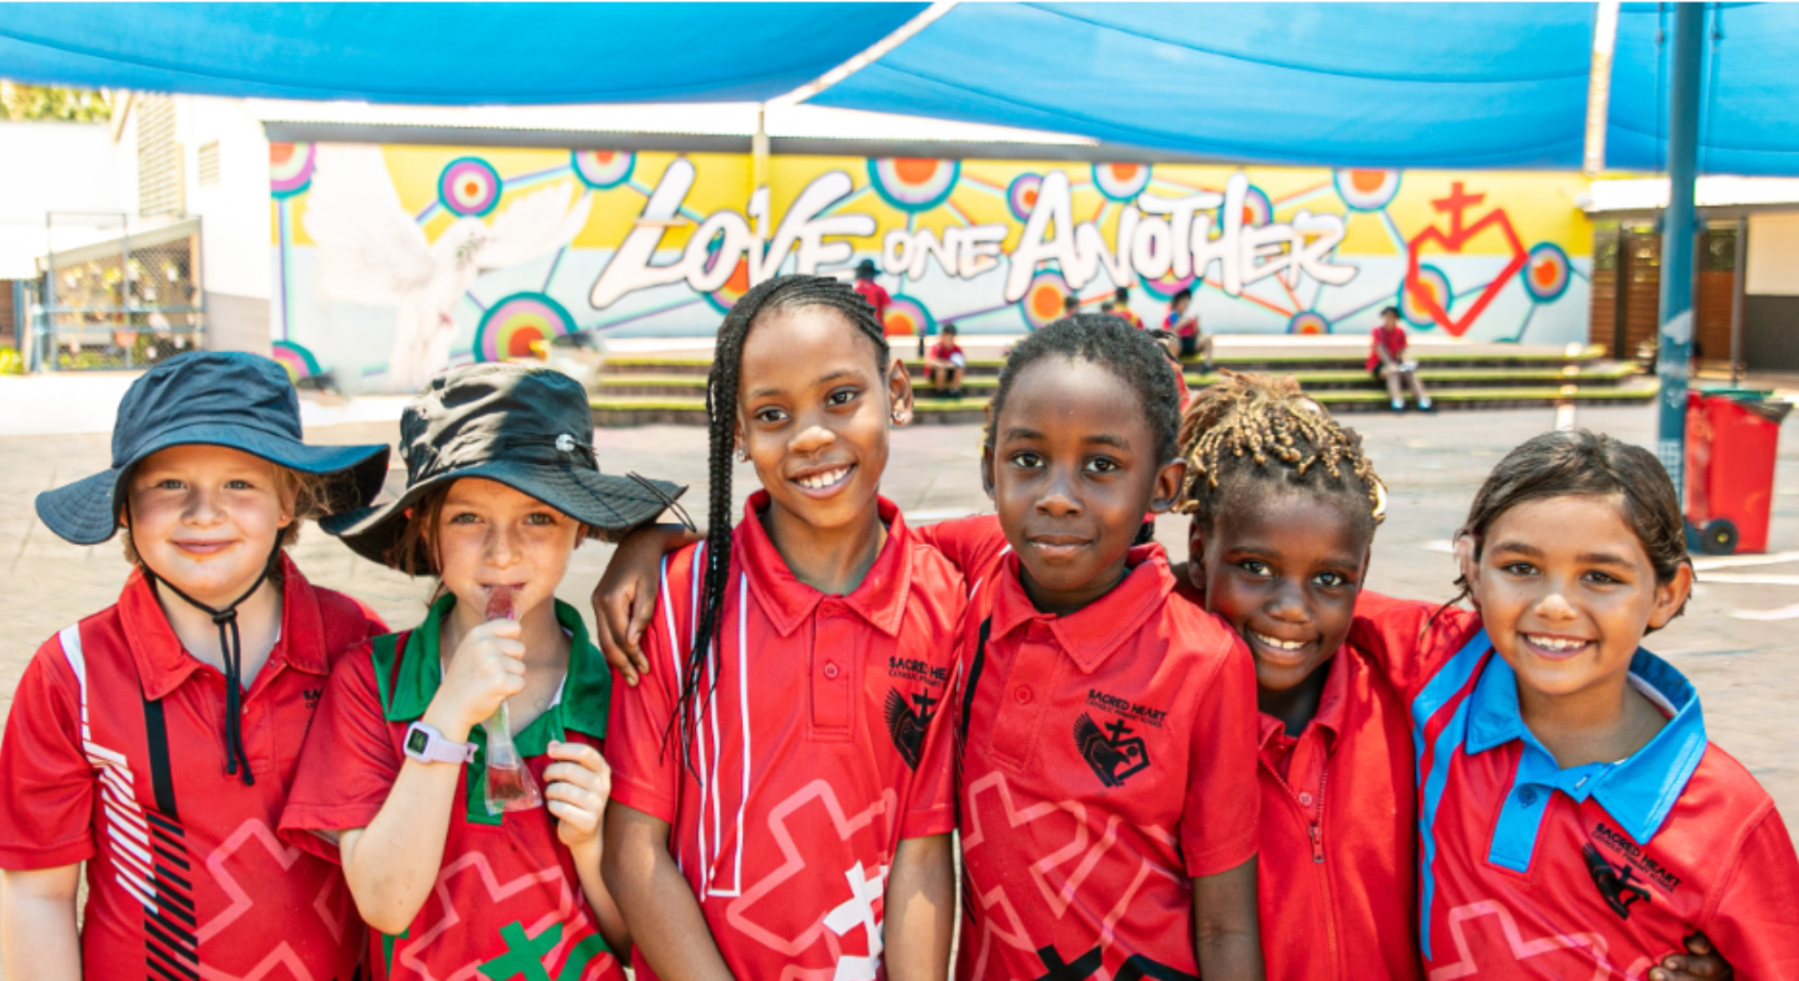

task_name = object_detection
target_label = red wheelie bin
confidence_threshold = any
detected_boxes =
[1684,389,1793,555]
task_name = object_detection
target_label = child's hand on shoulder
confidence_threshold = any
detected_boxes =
[423,619,527,740]
[543,740,612,853]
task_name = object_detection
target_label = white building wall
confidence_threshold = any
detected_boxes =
[1747,213,1799,297]
[0,122,121,278]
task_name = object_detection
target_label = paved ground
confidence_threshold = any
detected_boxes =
[1,400,1796,849]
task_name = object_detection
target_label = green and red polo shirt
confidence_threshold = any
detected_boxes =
[0,557,383,980]
[279,595,625,981]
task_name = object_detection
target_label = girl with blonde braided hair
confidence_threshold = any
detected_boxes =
[1174,371,1729,981]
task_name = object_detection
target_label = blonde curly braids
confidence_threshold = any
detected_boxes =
[1177,370,1386,526]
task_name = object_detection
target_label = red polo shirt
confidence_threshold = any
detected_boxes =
[923,516,1259,980]
[1245,606,1421,981]
[0,557,381,981]
[1353,598,1799,979]
[607,493,964,980]
[854,280,895,334]
[280,596,626,981]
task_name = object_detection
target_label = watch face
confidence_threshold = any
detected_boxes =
[407,729,429,755]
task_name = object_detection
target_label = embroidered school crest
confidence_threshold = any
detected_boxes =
[884,688,938,769]
[1582,842,1650,919]
[1073,713,1150,787]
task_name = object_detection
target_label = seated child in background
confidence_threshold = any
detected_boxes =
[1368,306,1432,413]
[0,352,391,980]
[1165,286,1215,372]
[281,364,683,979]
[1353,430,1796,978]
[1112,285,1145,329]
[926,322,967,399]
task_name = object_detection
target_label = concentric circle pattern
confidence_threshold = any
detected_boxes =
[572,150,635,190]
[1021,271,1071,330]
[1287,311,1331,335]
[1334,169,1402,211]
[868,158,960,213]
[1007,173,1044,222]
[1523,243,1571,302]
[270,143,316,198]
[1399,265,1452,327]
[883,295,934,337]
[474,292,576,361]
[1093,162,1151,203]
[439,157,503,217]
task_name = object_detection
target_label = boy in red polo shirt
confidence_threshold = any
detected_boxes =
[603,276,960,980]
[928,316,1261,979]
[926,322,967,399]
[0,352,391,980]
[1354,431,1794,979]
[853,258,895,335]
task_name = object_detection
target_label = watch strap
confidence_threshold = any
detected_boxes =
[404,721,475,765]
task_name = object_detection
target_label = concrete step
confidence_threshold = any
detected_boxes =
[591,378,1659,427]
[599,343,1614,379]
[594,362,1644,398]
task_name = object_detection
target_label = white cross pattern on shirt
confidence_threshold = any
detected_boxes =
[823,861,888,981]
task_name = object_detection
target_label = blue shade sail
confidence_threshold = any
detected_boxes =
[810,3,1597,169]
[0,3,926,104]
[1607,2,1799,176]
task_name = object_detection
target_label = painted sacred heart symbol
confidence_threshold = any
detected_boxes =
[1405,182,1527,337]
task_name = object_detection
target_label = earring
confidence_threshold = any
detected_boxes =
[892,409,908,423]
[735,444,747,463]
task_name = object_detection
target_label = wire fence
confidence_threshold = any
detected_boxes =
[32,213,205,371]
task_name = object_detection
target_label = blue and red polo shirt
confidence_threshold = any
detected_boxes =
[1353,599,1799,979]
[606,492,964,980]
[0,557,382,981]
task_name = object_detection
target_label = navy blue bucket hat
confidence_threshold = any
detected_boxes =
[35,351,391,546]
[322,363,685,572]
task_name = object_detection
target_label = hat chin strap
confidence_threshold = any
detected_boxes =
[128,503,280,787]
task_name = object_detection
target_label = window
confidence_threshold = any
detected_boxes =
[197,141,220,187]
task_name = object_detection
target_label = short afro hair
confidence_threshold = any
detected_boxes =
[985,313,1183,463]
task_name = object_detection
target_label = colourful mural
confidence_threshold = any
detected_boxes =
[270,144,1595,393]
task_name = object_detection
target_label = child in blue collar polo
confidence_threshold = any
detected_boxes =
[279,362,684,981]
[1352,430,1799,979]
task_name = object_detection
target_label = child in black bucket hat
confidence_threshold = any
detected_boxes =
[0,351,391,979]
[280,362,682,980]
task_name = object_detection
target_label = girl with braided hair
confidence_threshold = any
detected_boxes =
[1177,374,1731,981]
[601,275,962,981]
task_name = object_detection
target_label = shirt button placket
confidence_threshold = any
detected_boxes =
[812,602,853,735]
[990,623,1057,768]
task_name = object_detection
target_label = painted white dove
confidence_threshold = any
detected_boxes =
[301,144,591,393]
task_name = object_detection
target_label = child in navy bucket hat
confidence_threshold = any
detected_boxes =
[0,351,391,979]
[280,363,683,980]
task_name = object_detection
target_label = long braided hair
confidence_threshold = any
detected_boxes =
[1177,371,1386,534]
[672,274,892,762]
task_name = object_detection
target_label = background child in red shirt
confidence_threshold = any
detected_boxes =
[0,352,391,980]
[853,258,894,335]
[281,364,681,980]
[602,275,961,981]
[1164,286,1214,372]
[1353,431,1792,979]
[1368,306,1432,413]
[926,322,966,399]
[1112,285,1145,329]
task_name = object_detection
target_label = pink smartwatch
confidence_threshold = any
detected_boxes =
[404,721,476,765]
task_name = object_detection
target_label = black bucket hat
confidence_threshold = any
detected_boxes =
[36,351,391,546]
[322,363,685,571]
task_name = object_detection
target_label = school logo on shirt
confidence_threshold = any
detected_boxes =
[884,688,940,769]
[1581,842,1651,920]
[1032,943,1199,981]
[1073,713,1151,788]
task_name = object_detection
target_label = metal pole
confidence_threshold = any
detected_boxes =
[1729,216,1747,385]
[1655,2,1704,495]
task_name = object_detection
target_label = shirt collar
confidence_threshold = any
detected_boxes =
[736,490,913,639]
[989,544,1174,673]
[119,553,328,701]
[1256,645,1352,751]
[1465,641,1708,845]
[385,593,610,744]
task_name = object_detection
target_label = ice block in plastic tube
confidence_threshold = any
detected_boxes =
[481,586,543,815]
